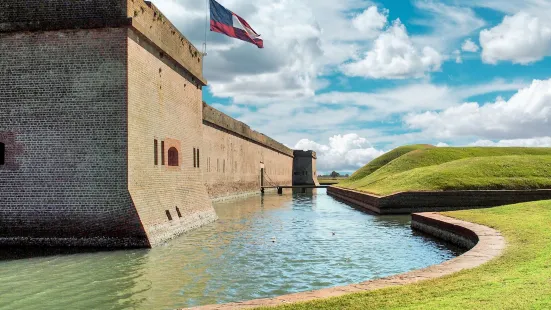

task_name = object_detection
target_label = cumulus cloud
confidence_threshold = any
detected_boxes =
[480,12,551,64]
[341,20,443,79]
[155,0,372,103]
[352,6,388,39]
[470,137,551,147]
[461,38,479,52]
[404,79,551,140]
[294,134,385,172]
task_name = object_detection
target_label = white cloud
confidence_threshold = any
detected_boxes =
[461,38,479,52]
[404,78,551,140]
[464,0,551,19]
[470,137,551,147]
[411,1,486,52]
[315,79,526,119]
[154,0,374,103]
[209,78,528,152]
[436,142,450,147]
[341,20,443,79]
[352,6,388,39]
[480,12,551,64]
[294,134,385,172]
[453,50,462,63]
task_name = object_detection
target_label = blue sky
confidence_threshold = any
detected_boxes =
[156,0,551,174]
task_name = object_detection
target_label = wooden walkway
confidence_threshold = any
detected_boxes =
[261,185,330,194]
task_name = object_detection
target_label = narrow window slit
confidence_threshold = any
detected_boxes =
[154,139,158,165]
[0,142,4,166]
[161,141,165,165]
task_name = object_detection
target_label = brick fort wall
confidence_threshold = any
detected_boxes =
[293,150,320,186]
[127,28,216,246]
[0,0,312,247]
[202,104,293,199]
[0,27,149,247]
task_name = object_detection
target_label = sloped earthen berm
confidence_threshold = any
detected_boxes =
[184,211,506,309]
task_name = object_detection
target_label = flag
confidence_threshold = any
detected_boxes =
[209,0,264,48]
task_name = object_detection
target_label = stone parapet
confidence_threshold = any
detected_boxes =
[0,0,128,30]
[202,103,294,158]
[128,1,205,84]
[293,150,317,159]
[0,0,205,84]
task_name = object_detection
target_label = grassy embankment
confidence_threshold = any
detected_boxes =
[338,145,551,196]
[263,200,551,309]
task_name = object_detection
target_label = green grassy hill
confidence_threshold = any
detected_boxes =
[338,146,551,195]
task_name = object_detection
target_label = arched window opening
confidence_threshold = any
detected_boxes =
[0,142,4,165]
[168,147,179,166]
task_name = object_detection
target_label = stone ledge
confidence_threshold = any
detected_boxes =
[328,186,551,214]
[203,103,294,158]
[184,212,506,309]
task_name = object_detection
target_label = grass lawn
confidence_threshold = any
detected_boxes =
[261,200,551,309]
[339,145,551,196]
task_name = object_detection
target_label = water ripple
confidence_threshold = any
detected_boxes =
[0,189,462,309]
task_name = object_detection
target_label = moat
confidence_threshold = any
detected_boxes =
[0,190,462,309]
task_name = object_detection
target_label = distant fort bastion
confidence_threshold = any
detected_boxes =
[0,0,315,248]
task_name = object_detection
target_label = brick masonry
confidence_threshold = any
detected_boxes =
[328,186,551,214]
[0,0,129,32]
[202,105,294,199]
[0,0,316,248]
[293,150,320,186]
[0,27,149,247]
[127,27,216,247]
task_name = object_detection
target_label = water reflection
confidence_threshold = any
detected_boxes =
[0,190,462,310]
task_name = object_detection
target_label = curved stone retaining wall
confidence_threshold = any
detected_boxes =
[328,186,551,214]
[186,212,506,309]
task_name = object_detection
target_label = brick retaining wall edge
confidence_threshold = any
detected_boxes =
[328,186,551,214]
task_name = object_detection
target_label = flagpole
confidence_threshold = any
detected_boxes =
[202,0,208,71]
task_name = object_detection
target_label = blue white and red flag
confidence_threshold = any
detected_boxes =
[209,0,264,48]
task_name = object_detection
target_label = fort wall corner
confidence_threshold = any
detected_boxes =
[0,0,215,248]
[292,150,320,186]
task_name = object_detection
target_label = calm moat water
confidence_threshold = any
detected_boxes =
[0,189,462,309]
